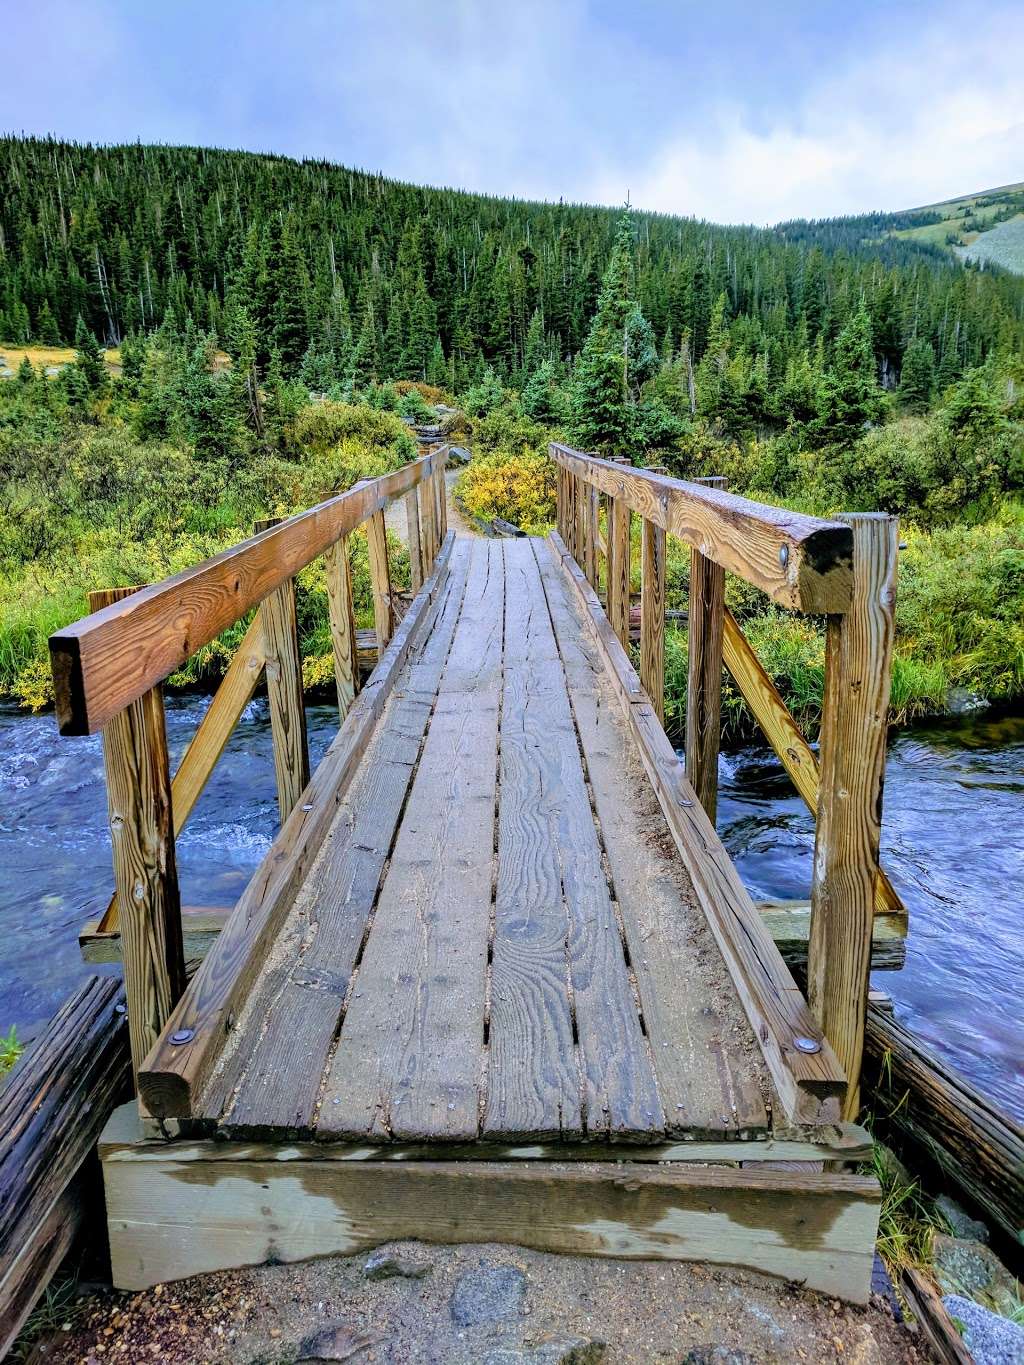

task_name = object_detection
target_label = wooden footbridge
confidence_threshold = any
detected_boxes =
[49,444,903,1302]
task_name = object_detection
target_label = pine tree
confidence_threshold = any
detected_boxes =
[898,338,936,413]
[36,299,60,344]
[74,316,108,394]
[816,304,884,444]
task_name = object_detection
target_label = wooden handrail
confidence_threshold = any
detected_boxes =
[49,447,448,735]
[549,443,854,613]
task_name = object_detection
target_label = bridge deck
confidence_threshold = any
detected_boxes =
[199,536,779,1144]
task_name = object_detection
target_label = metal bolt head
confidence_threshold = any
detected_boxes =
[793,1035,821,1054]
[170,1028,195,1046]
[779,545,790,567]
[114,1003,127,1016]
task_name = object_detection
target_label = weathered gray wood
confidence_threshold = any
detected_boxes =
[213,544,475,1135]
[485,540,662,1142]
[366,509,394,656]
[405,487,423,593]
[324,535,359,722]
[809,515,898,1120]
[90,588,186,1079]
[100,1103,881,1302]
[686,477,728,822]
[0,977,131,1354]
[257,547,310,825]
[137,534,457,1119]
[535,543,769,1138]
[640,517,666,723]
[318,539,504,1141]
[607,493,632,650]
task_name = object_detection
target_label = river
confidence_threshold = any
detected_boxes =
[1,700,1021,1120]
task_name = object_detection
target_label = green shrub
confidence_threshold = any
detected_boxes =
[456,449,555,534]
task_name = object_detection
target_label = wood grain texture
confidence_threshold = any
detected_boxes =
[101,1106,881,1302]
[318,538,503,1141]
[419,463,437,578]
[536,544,769,1138]
[640,517,666,724]
[365,509,394,656]
[136,534,457,1119]
[686,477,727,823]
[584,483,599,587]
[98,612,265,935]
[607,494,632,650]
[548,534,846,1131]
[258,567,310,825]
[485,540,662,1142]
[51,448,447,735]
[405,487,423,593]
[865,1005,1024,1251]
[900,1266,975,1365]
[721,608,906,926]
[550,444,853,613]
[90,588,186,1076]
[808,515,898,1121]
[324,535,359,722]
[0,976,131,1355]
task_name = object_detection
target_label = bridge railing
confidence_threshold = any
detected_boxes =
[550,442,901,1119]
[49,447,450,1087]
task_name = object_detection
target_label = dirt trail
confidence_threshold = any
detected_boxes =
[384,466,479,541]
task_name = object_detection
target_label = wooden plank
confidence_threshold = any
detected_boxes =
[213,545,475,1136]
[686,478,727,822]
[90,588,186,1077]
[901,1267,975,1365]
[405,487,423,593]
[550,443,853,614]
[640,517,666,724]
[365,508,394,657]
[607,494,632,650]
[324,535,359,722]
[96,613,265,935]
[0,977,131,1355]
[257,560,310,826]
[436,461,448,540]
[809,515,898,1121]
[82,906,231,964]
[865,1005,1024,1251]
[317,539,503,1142]
[583,483,599,587]
[136,534,457,1119]
[758,902,906,971]
[50,449,446,736]
[548,535,846,1130]
[101,1104,881,1302]
[721,608,906,925]
[485,541,662,1142]
[535,543,769,1138]
[420,463,437,578]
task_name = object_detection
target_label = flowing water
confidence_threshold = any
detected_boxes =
[1,699,1022,1119]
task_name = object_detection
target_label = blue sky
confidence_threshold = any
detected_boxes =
[5,0,1022,223]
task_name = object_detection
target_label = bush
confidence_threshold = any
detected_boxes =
[292,400,417,464]
[456,450,556,534]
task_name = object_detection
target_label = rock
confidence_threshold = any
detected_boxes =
[682,1348,756,1365]
[482,1337,607,1364]
[933,1234,1021,1315]
[943,1295,1024,1365]
[451,1263,527,1327]
[946,687,990,716]
[935,1194,990,1244]
[297,1320,380,1362]
[362,1248,431,1281]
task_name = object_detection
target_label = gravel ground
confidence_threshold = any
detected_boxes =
[29,1241,933,1365]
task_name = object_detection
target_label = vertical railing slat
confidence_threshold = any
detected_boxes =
[366,508,395,658]
[686,476,728,822]
[324,534,359,723]
[405,489,423,594]
[640,517,666,723]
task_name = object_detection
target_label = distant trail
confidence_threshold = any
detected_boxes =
[384,464,479,541]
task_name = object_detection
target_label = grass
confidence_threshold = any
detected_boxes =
[0,1025,23,1079]
[892,182,1024,271]
[0,342,121,373]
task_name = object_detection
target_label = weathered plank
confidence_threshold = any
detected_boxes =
[721,608,906,925]
[900,1267,975,1365]
[213,544,474,1136]
[324,535,359,722]
[758,901,906,971]
[90,588,186,1077]
[809,515,898,1120]
[640,517,666,724]
[137,534,457,1119]
[686,478,727,821]
[420,464,437,578]
[583,483,599,587]
[865,1005,1024,1251]
[607,493,632,650]
[535,543,769,1138]
[405,487,423,593]
[0,977,131,1355]
[258,564,310,825]
[365,509,394,656]
[317,538,503,1141]
[549,534,845,1130]
[550,444,854,614]
[485,541,662,1142]
[51,449,446,735]
[101,1103,881,1302]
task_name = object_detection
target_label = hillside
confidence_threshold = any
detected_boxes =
[3,136,1024,396]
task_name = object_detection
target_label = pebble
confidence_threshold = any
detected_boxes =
[363,1249,432,1281]
[451,1264,528,1327]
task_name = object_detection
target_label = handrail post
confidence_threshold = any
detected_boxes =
[324,534,359,722]
[256,518,310,824]
[808,513,898,1120]
[366,508,395,657]
[435,458,448,541]
[584,483,599,588]
[607,457,632,650]
[640,516,666,723]
[420,470,437,577]
[405,489,423,594]
[687,476,728,822]
[90,586,186,1087]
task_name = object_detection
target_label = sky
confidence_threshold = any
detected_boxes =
[4,0,1023,224]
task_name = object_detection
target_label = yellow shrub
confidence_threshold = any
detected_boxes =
[456,451,556,535]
